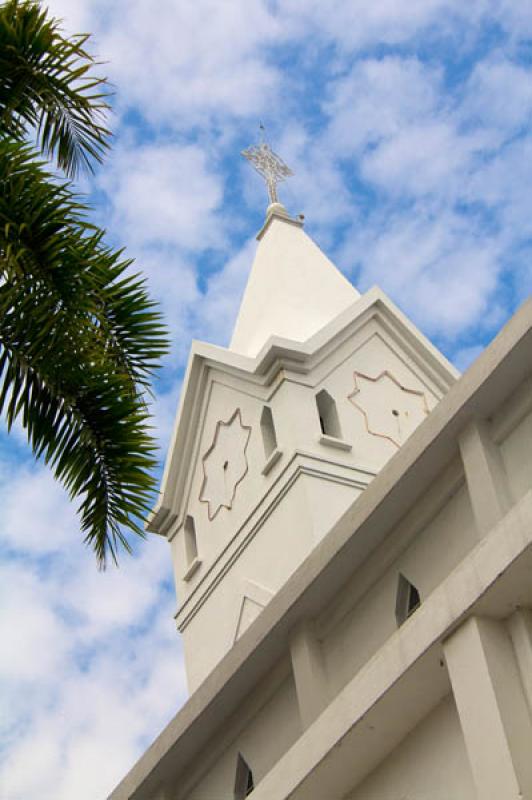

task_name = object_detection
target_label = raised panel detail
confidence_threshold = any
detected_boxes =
[348,370,429,448]
[200,409,252,520]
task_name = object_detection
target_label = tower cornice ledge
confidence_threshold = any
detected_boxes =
[147,287,458,537]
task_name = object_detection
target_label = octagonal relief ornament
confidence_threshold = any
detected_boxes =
[199,409,252,520]
[348,370,429,448]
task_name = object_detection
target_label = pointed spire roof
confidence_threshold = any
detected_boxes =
[230,206,360,357]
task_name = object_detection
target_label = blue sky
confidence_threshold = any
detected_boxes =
[1,1,532,798]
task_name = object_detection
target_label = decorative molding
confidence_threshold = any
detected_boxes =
[175,451,375,632]
[232,580,274,644]
[348,369,429,448]
[183,557,202,582]
[241,578,274,607]
[199,408,252,520]
[261,447,283,475]
[319,434,352,452]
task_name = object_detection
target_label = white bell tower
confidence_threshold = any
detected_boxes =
[148,149,458,692]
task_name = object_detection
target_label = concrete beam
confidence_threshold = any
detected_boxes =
[236,492,532,800]
[150,786,173,800]
[458,418,512,538]
[508,607,532,713]
[444,615,532,800]
[289,620,330,729]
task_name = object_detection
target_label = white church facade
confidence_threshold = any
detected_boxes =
[110,192,532,800]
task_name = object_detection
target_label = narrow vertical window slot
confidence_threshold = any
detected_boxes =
[316,389,342,439]
[184,515,197,564]
[234,753,254,799]
[260,406,277,458]
[182,515,201,581]
[260,406,283,475]
[395,573,421,627]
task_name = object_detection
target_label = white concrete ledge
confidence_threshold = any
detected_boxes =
[182,558,202,583]
[261,448,283,475]
[318,434,352,452]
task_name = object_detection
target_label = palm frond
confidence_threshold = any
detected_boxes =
[0,0,111,177]
[0,137,169,565]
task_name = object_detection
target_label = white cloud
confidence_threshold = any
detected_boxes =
[0,465,79,555]
[339,208,502,338]
[282,0,477,50]
[45,0,96,36]
[131,246,200,367]
[151,378,183,453]
[490,1,532,41]
[277,124,356,235]
[466,137,532,238]
[360,121,473,198]
[0,460,185,800]
[461,56,532,135]
[0,563,70,685]
[97,0,283,127]
[316,47,532,344]
[453,343,484,371]
[323,56,496,203]
[324,57,442,156]
[95,138,237,372]
[192,237,257,347]
[99,141,225,252]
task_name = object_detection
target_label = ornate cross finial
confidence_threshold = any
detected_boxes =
[241,127,293,206]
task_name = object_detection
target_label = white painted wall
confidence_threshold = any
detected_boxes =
[322,477,477,696]
[347,695,476,800]
[182,669,301,800]
[499,408,532,504]
[181,473,362,690]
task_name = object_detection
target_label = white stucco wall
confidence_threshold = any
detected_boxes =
[317,323,441,471]
[183,667,301,800]
[499,407,532,504]
[322,473,478,696]
[171,357,532,798]
[347,694,476,800]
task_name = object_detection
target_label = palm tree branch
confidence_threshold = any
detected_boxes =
[0,136,168,564]
[0,341,154,565]
[0,0,111,176]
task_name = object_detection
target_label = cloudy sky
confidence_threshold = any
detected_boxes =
[2,1,532,798]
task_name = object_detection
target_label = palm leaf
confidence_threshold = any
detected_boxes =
[0,0,111,177]
[0,138,169,565]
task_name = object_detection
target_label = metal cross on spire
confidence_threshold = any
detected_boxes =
[241,125,294,206]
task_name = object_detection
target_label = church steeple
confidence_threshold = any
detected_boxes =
[230,207,360,357]
[148,147,458,693]
[234,136,359,356]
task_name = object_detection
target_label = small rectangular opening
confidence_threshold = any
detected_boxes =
[395,573,421,626]
[316,390,342,439]
[184,515,198,564]
[260,406,277,458]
